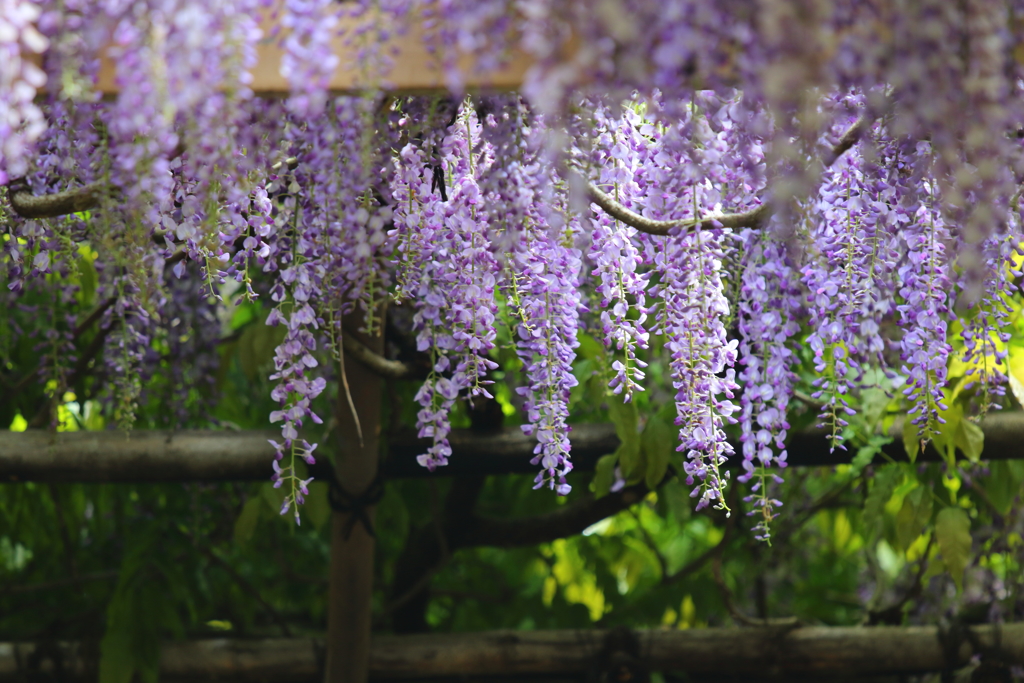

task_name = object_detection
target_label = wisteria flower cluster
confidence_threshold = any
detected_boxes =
[0,0,47,185]
[5,0,1024,543]
[736,228,798,542]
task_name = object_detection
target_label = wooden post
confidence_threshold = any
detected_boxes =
[324,319,385,683]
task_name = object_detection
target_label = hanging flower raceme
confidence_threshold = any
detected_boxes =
[736,228,798,541]
[896,151,953,440]
[656,225,738,514]
[266,246,327,523]
[390,140,453,471]
[641,101,738,515]
[801,139,891,450]
[508,214,583,495]
[262,97,392,521]
[280,0,340,118]
[439,107,501,400]
[585,103,650,402]
[957,234,1019,415]
[393,103,502,471]
[501,114,583,494]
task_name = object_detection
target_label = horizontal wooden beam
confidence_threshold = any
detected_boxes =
[31,10,532,96]
[0,425,619,483]
[1,624,1021,681]
[3,412,1024,483]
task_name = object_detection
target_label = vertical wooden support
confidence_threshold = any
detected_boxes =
[325,321,384,683]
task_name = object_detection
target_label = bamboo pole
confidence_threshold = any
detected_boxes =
[324,319,386,683]
[2,624,1021,681]
[5,412,1024,483]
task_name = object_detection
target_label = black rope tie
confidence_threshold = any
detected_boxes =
[938,620,968,683]
[430,164,448,202]
[328,473,385,540]
[937,619,1012,683]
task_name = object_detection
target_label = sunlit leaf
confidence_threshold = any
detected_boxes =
[1007,342,1024,408]
[933,402,962,469]
[895,486,932,552]
[935,507,971,591]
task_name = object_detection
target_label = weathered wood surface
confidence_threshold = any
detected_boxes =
[2,624,1022,680]
[26,10,532,96]
[325,315,386,683]
[5,412,1024,483]
[0,424,619,482]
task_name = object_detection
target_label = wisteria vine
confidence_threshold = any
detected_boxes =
[4,0,1024,542]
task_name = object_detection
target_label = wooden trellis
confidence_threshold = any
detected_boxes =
[8,19,532,683]
[6,15,1024,683]
[6,411,1024,483]
[2,624,1023,681]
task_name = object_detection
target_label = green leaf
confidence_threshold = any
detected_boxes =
[569,359,596,409]
[576,333,605,360]
[305,482,331,531]
[851,434,891,477]
[77,248,99,308]
[859,387,891,431]
[261,480,288,514]
[233,496,263,545]
[954,419,984,463]
[99,539,181,683]
[1006,341,1024,407]
[984,460,1024,515]
[641,413,675,489]
[933,403,962,468]
[608,399,641,479]
[863,464,901,540]
[935,507,971,591]
[902,418,920,464]
[591,454,618,499]
[895,486,933,552]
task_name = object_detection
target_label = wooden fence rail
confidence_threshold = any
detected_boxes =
[4,412,1024,483]
[1,624,1022,681]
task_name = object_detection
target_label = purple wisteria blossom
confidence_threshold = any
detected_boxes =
[509,219,583,495]
[641,97,740,516]
[11,0,1024,543]
[802,124,899,450]
[0,0,47,184]
[584,102,651,402]
[896,155,953,438]
[390,103,501,471]
[736,228,798,541]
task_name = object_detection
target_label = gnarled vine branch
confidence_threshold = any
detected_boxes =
[585,182,770,235]
[6,156,298,220]
[7,180,108,219]
[586,111,876,236]
[342,333,413,380]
